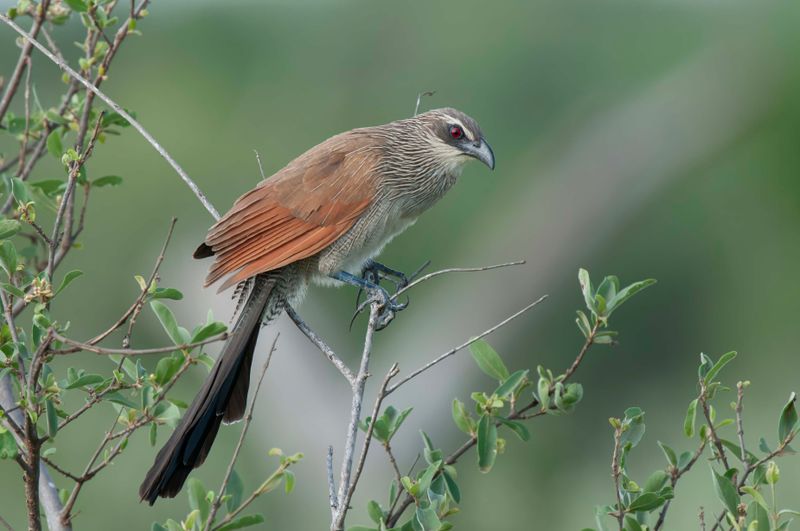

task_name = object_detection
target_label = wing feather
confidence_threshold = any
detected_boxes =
[199,131,379,290]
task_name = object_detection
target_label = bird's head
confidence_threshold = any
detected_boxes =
[413,107,495,172]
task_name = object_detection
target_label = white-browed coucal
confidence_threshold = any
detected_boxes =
[139,107,494,504]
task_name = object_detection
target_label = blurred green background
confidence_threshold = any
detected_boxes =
[1,0,800,529]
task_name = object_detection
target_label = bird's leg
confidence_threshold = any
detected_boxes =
[332,271,406,331]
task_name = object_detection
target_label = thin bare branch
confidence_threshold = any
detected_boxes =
[385,295,547,395]
[51,332,228,356]
[392,260,525,300]
[286,304,355,385]
[341,363,400,519]
[327,446,337,515]
[332,303,379,531]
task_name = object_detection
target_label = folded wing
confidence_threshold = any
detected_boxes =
[199,132,380,291]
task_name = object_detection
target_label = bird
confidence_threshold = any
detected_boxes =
[139,107,495,504]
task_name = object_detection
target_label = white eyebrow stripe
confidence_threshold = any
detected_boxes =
[441,114,475,141]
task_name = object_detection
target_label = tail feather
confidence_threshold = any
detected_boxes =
[139,276,275,504]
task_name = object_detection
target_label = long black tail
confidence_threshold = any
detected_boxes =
[139,276,275,504]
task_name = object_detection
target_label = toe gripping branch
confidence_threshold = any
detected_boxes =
[333,259,430,331]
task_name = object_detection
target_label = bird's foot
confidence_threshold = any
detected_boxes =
[362,259,409,291]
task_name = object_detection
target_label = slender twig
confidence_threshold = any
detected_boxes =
[17,56,32,170]
[413,91,435,116]
[40,456,81,483]
[0,289,25,386]
[0,0,50,123]
[700,507,706,531]
[286,304,355,385]
[341,363,400,519]
[698,384,731,473]
[735,382,746,463]
[385,295,547,395]
[0,513,13,531]
[392,260,525,300]
[611,423,625,530]
[254,149,266,180]
[327,446,337,515]
[562,321,601,383]
[0,12,221,220]
[51,332,228,356]
[654,438,707,530]
[204,335,279,531]
[384,442,405,516]
[331,303,379,531]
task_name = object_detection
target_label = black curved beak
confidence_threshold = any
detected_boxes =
[465,137,495,170]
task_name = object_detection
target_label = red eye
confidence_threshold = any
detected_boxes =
[449,125,463,140]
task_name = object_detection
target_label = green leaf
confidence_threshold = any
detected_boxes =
[596,276,619,306]
[494,369,528,398]
[45,399,59,438]
[657,441,677,467]
[55,270,83,296]
[367,500,383,524]
[778,392,798,443]
[453,398,475,435]
[703,351,737,386]
[284,469,295,493]
[578,268,595,313]
[225,470,243,513]
[187,478,210,524]
[745,500,769,531]
[476,414,498,473]
[684,399,698,438]
[0,241,18,277]
[469,340,509,381]
[0,429,18,459]
[624,516,643,531]
[92,175,123,188]
[442,469,461,504]
[150,300,190,345]
[496,416,530,441]
[741,486,769,512]
[606,279,657,315]
[620,407,646,448]
[149,288,183,301]
[46,130,64,158]
[576,310,592,338]
[148,422,157,447]
[63,373,104,389]
[416,461,440,494]
[0,220,21,240]
[64,0,88,12]
[643,470,668,493]
[216,514,265,531]
[413,504,441,531]
[1,282,24,298]
[711,467,740,517]
[628,492,666,512]
[190,321,227,343]
[154,355,183,386]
